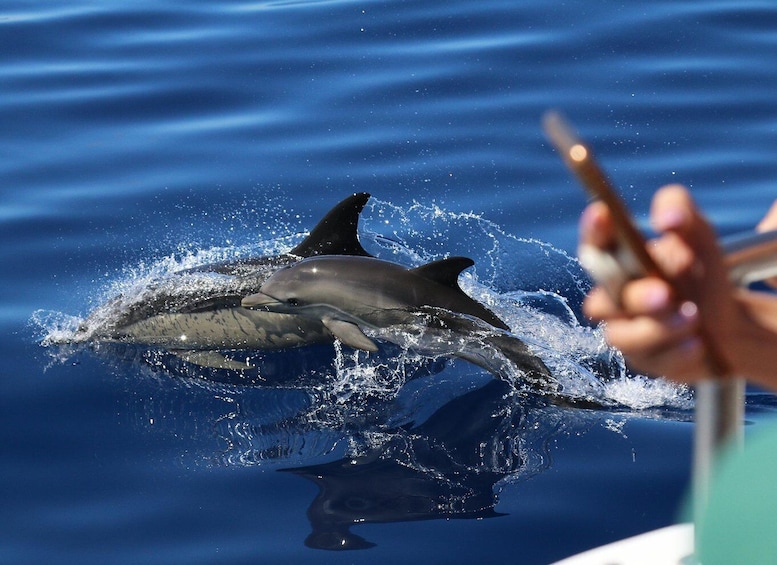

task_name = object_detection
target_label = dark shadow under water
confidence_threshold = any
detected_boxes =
[282,378,526,550]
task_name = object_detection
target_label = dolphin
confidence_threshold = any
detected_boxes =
[242,255,554,387]
[73,193,373,370]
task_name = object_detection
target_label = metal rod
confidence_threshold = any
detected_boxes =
[723,229,777,285]
[692,379,744,539]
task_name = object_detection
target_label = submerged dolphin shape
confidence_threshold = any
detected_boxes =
[74,193,373,370]
[285,379,517,550]
[242,255,554,387]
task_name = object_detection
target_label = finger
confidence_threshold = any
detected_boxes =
[651,185,726,283]
[619,277,674,315]
[579,201,617,250]
[582,286,621,321]
[756,201,777,289]
[757,199,777,232]
[622,337,709,382]
[603,309,699,357]
[650,184,696,233]
[583,277,675,321]
[647,231,696,279]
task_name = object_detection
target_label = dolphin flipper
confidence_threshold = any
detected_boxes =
[322,318,379,352]
[290,193,373,258]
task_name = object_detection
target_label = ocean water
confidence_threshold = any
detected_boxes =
[4,1,777,563]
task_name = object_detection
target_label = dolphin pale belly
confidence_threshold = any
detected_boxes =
[243,255,554,387]
[74,193,373,369]
[108,308,331,349]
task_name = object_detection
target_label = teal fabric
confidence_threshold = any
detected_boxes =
[697,420,777,564]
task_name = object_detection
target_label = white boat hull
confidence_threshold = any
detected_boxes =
[549,523,694,565]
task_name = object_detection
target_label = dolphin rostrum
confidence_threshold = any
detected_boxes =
[73,193,373,370]
[242,255,554,387]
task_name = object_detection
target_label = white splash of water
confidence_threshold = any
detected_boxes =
[604,374,693,411]
[327,341,407,404]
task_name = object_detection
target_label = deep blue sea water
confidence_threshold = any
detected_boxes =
[4,1,777,563]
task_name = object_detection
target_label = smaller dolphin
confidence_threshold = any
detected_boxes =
[242,255,554,387]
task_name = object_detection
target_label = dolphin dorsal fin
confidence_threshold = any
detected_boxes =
[410,257,475,290]
[411,256,511,331]
[289,193,372,258]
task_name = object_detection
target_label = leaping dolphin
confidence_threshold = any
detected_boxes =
[72,193,373,370]
[242,255,554,387]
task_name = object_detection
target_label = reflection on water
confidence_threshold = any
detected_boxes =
[284,379,526,550]
[104,345,583,552]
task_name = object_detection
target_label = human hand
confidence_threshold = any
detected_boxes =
[579,184,739,382]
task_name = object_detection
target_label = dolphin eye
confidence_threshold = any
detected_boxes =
[286,297,299,306]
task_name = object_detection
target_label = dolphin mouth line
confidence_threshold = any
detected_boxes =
[242,294,375,331]
[241,292,282,309]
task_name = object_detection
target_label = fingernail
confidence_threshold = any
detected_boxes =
[579,204,599,233]
[654,206,688,232]
[668,301,699,328]
[679,301,698,319]
[644,284,671,311]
